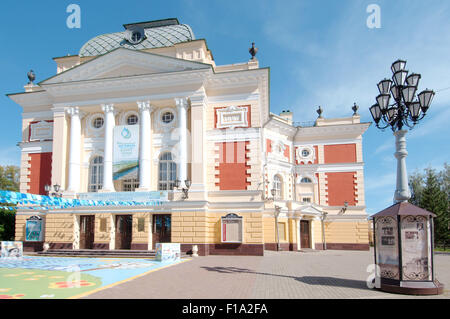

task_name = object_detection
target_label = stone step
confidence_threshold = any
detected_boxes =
[36,249,189,258]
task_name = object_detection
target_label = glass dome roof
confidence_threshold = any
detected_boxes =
[79,22,195,57]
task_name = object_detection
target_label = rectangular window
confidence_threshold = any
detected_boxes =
[302,197,312,203]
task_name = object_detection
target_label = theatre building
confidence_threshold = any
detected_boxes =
[8,19,371,255]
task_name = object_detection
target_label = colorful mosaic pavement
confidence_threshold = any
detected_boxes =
[0,256,187,299]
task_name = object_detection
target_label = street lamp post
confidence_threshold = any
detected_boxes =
[369,59,435,203]
[369,60,444,295]
[270,188,282,251]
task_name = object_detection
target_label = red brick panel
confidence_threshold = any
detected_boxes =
[324,144,356,164]
[215,141,250,190]
[284,145,290,161]
[266,139,272,154]
[28,152,52,195]
[326,172,357,206]
[313,145,319,164]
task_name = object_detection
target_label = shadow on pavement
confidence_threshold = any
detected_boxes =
[201,266,369,291]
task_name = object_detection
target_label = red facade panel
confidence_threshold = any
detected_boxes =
[324,144,356,164]
[325,172,357,206]
[215,141,250,190]
[28,152,52,195]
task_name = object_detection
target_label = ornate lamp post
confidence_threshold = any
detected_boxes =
[369,60,443,295]
[270,188,282,251]
[175,179,191,199]
[369,59,435,203]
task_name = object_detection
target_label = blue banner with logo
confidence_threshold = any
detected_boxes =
[113,125,139,180]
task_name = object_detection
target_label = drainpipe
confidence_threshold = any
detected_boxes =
[321,212,328,250]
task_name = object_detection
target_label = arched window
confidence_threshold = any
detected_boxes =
[300,177,313,183]
[273,175,283,200]
[88,156,103,192]
[158,152,177,190]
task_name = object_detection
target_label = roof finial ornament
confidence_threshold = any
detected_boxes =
[352,102,359,115]
[249,42,258,60]
[27,70,35,85]
[317,106,323,118]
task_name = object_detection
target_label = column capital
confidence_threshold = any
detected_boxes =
[137,101,153,113]
[66,106,86,119]
[175,97,189,110]
[101,103,115,113]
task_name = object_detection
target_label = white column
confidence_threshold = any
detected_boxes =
[393,130,411,203]
[296,217,302,250]
[102,104,115,192]
[137,101,152,190]
[66,107,82,193]
[175,97,189,188]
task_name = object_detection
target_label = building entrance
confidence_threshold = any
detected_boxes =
[152,214,171,249]
[80,215,95,249]
[115,215,132,249]
[300,220,311,249]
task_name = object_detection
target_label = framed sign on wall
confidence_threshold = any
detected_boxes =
[221,213,243,243]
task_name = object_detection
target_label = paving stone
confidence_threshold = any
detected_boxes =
[84,249,450,299]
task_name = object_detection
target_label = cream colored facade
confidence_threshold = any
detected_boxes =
[9,19,370,255]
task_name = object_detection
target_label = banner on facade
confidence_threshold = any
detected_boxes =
[113,125,139,181]
[1,241,23,258]
[25,216,44,242]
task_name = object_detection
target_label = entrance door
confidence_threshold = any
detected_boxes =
[300,220,311,249]
[152,214,171,249]
[80,216,95,249]
[115,215,132,250]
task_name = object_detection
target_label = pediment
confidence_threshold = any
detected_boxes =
[41,48,211,85]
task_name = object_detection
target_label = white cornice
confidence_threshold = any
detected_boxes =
[294,162,364,173]
[40,69,210,97]
[20,141,53,153]
[295,123,371,139]
[206,127,261,142]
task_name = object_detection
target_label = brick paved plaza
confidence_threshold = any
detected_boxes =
[84,249,450,299]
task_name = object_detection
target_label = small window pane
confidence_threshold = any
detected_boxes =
[127,115,138,125]
[93,117,104,129]
[162,112,174,124]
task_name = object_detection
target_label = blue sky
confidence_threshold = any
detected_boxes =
[0,0,449,215]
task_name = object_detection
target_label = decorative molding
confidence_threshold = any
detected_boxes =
[29,121,53,142]
[216,105,248,129]
[296,145,316,164]
[85,113,105,138]
[154,107,177,133]
[119,109,140,125]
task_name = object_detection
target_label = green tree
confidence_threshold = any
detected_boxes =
[409,164,450,244]
[0,165,19,191]
[0,165,19,240]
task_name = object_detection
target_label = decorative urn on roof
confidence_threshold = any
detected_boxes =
[249,42,258,60]
[27,70,35,84]
[372,202,444,295]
